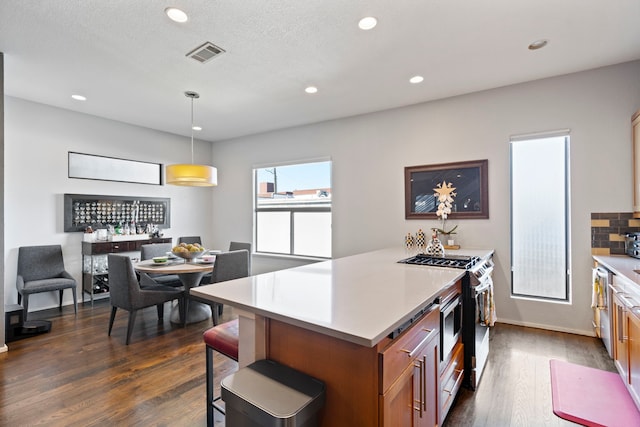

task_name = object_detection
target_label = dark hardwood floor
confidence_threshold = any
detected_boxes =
[1,301,615,426]
[0,298,234,427]
[444,323,616,427]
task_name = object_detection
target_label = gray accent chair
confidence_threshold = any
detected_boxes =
[178,236,202,245]
[16,245,77,320]
[107,254,185,345]
[228,241,252,274]
[210,249,250,325]
[140,243,182,287]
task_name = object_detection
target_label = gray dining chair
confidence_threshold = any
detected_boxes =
[228,241,252,274]
[108,254,185,344]
[16,245,77,320]
[140,243,182,287]
[210,249,250,325]
[178,236,202,245]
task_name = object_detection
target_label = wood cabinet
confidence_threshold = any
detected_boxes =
[81,237,171,304]
[628,307,640,407]
[379,304,440,427]
[265,281,459,427]
[632,110,640,216]
[611,285,629,381]
[610,275,640,409]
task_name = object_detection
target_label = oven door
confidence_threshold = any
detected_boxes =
[441,294,463,363]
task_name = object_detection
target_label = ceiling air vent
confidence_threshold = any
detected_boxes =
[186,42,226,64]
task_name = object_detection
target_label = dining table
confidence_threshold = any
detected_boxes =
[134,258,214,324]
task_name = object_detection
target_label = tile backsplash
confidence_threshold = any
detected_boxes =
[591,212,640,255]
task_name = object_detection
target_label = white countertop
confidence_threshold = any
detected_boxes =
[192,247,493,347]
[593,255,640,286]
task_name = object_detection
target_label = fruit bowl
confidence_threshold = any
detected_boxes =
[172,250,205,262]
[171,243,206,262]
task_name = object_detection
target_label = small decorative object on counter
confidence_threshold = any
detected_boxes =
[425,228,445,256]
[415,229,426,254]
[405,233,415,251]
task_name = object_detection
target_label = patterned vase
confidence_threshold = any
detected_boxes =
[415,229,426,254]
[425,228,444,256]
[405,233,415,251]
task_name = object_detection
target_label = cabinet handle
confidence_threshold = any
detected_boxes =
[422,355,427,412]
[413,360,424,418]
[401,329,435,358]
[443,369,464,394]
[618,304,628,342]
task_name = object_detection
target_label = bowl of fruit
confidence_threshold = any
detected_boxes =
[171,242,206,262]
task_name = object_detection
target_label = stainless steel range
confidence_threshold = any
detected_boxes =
[399,253,495,390]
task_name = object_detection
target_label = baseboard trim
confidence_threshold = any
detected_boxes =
[496,319,594,337]
[0,344,8,353]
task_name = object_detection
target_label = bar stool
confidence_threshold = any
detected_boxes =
[203,319,239,426]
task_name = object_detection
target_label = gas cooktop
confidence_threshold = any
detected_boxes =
[398,254,480,269]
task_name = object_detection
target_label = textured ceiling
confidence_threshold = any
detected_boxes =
[1,0,639,142]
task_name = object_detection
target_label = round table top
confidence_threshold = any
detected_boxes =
[134,259,213,274]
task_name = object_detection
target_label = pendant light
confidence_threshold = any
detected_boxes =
[166,91,218,187]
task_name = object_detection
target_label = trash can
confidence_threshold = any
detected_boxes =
[221,359,326,427]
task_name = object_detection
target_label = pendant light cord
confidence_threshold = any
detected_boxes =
[190,95,194,165]
[185,90,199,165]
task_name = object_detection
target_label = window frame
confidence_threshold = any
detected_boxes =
[253,159,332,259]
[509,131,571,302]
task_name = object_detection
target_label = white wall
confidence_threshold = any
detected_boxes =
[4,97,215,312]
[4,61,640,335]
[211,60,640,335]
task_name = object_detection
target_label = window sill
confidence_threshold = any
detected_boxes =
[253,252,330,263]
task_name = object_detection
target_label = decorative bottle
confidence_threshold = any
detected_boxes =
[415,229,426,254]
[425,228,445,256]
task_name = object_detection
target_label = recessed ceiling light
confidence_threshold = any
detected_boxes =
[528,39,548,50]
[165,7,188,23]
[305,86,318,94]
[358,17,377,30]
[192,126,202,131]
[409,76,424,84]
[71,94,86,101]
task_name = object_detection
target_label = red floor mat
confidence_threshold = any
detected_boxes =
[550,359,640,427]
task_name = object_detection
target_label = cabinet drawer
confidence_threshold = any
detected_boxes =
[440,341,464,420]
[379,305,439,393]
[93,242,132,253]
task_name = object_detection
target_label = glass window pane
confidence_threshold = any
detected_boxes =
[254,160,332,258]
[256,211,291,254]
[511,136,568,300]
[293,212,332,258]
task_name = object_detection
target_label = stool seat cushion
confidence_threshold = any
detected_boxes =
[203,319,239,361]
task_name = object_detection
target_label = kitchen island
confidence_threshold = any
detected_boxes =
[191,247,488,425]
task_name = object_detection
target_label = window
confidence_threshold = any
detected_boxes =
[510,132,570,300]
[254,160,332,258]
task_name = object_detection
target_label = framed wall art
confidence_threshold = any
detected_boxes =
[405,159,488,220]
[64,194,171,232]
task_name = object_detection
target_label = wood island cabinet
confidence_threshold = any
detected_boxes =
[380,305,440,427]
[265,281,464,426]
